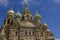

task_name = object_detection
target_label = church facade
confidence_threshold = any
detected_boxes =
[0,3,54,40]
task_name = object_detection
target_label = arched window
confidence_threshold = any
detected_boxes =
[36,39,40,40]
[32,32,34,35]
[26,15,29,18]
[31,17,32,19]
[25,32,27,35]
[24,15,29,20]
[11,20,13,25]
[16,31,18,35]
[22,16,24,20]
[20,39,23,40]
[29,32,31,35]
[41,32,43,36]
[15,31,18,36]
[8,19,10,24]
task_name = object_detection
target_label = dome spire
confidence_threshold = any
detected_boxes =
[43,20,47,27]
[36,11,40,15]
[22,1,31,16]
[25,1,28,9]
[34,11,41,19]
[17,9,20,14]
[47,29,50,32]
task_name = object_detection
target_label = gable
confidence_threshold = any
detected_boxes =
[20,21,35,27]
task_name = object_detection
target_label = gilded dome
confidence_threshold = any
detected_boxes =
[7,9,14,15]
[43,22,47,27]
[47,29,50,32]
[44,23,47,26]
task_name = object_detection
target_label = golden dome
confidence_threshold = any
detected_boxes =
[43,23,47,27]
[47,29,50,32]
[7,9,14,15]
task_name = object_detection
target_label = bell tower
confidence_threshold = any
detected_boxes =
[4,9,15,26]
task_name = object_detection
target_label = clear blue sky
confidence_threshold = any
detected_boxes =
[0,0,60,39]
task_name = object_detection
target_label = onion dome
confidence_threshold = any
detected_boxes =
[7,9,14,15]
[15,10,22,18]
[47,29,50,32]
[34,11,41,19]
[43,22,47,27]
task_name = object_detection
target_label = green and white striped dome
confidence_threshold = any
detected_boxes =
[15,10,22,18]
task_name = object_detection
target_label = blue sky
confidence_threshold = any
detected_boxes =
[0,0,60,39]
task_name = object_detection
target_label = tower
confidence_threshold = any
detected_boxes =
[4,9,15,26]
[22,2,32,20]
[34,11,41,25]
[3,9,15,40]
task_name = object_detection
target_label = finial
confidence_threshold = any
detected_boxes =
[17,9,20,13]
[25,1,28,9]
[36,10,39,14]
[26,1,28,4]
[10,7,13,10]
[44,20,47,26]
[26,1,28,6]
[47,29,50,32]
[35,10,41,17]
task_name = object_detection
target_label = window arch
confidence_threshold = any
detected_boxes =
[8,19,10,24]
[11,20,13,25]
[22,16,24,20]
[25,32,27,35]
[15,30,18,36]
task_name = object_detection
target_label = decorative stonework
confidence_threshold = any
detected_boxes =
[0,3,55,40]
